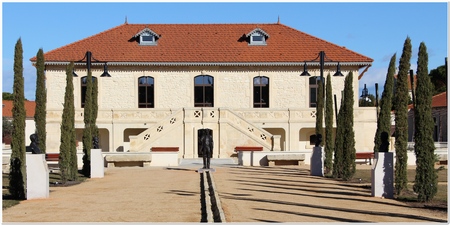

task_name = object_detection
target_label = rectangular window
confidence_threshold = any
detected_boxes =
[310,87,317,108]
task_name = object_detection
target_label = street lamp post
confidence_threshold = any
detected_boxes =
[72,51,111,77]
[300,50,344,95]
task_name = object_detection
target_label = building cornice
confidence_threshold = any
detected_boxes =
[41,61,372,67]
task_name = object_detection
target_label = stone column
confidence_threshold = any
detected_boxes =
[371,152,394,199]
[90,149,104,178]
[310,147,324,176]
[26,154,49,199]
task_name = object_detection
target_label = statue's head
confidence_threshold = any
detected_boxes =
[30,133,38,143]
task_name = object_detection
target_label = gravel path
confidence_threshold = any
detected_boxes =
[2,165,447,223]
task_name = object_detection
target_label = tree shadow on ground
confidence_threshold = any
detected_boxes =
[220,193,446,222]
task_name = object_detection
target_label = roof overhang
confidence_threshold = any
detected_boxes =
[41,61,372,67]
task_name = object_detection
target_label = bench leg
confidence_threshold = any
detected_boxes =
[107,162,115,168]
[298,161,305,166]
[143,162,151,167]
[268,161,275,166]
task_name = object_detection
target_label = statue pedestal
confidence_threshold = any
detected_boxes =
[310,147,324,176]
[91,149,104,178]
[371,152,394,198]
[26,154,49,199]
[197,168,216,173]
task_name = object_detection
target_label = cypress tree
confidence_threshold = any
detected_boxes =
[341,72,356,180]
[413,42,438,202]
[324,74,334,175]
[315,77,324,146]
[82,71,93,177]
[333,94,345,178]
[34,48,46,153]
[91,77,99,147]
[374,54,396,152]
[9,38,27,199]
[60,62,78,182]
[394,37,411,195]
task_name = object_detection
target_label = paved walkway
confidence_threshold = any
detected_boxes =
[2,160,448,223]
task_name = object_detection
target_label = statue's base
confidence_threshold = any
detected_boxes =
[197,168,216,173]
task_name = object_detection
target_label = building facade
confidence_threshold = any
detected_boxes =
[31,22,377,161]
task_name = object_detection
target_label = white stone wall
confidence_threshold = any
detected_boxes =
[44,64,375,158]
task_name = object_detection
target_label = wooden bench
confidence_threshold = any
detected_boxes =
[267,154,305,166]
[45,153,60,162]
[45,153,60,172]
[235,146,263,152]
[151,147,179,152]
[104,154,152,168]
[355,152,374,165]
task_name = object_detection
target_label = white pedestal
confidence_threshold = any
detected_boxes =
[371,152,394,199]
[91,149,104,178]
[310,147,324,176]
[26,154,49,199]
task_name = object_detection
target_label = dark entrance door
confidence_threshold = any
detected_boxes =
[198,129,213,158]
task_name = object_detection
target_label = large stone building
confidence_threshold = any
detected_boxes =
[31,21,377,164]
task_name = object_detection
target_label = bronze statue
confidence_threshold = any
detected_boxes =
[379,131,389,152]
[315,134,322,147]
[200,129,213,169]
[93,136,99,149]
[29,133,41,154]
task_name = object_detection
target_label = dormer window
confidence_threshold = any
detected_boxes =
[140,32,155,45]
[246,28,269,46]
[133,28,160,46]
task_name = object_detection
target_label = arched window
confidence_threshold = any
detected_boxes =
[81,76,97,108]
[253,76,269,108]
[309,76,325,108]
[194,75,214,107]
[138,76,154,108]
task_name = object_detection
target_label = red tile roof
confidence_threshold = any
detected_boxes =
[431,92,447,108]
[2,100,35,118]
[408,92,447,109]
[31,23,373,65]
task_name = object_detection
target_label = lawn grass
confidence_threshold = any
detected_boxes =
[351,167,448,207]
[2,171,87,210]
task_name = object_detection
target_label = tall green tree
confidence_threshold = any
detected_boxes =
[3,92,14,100]
[373,54,396,152]
[315,77,324,146]
[34,48,46,153]
[9,38,27,200]
[92,77,99,146]
[429,64,447,95]
[333,92,345,178]
[324,74,334,175]
[82,71,93,177]
[59,62,78,183]
[341,72,356,180]
[413,42,438,202]
[359,94,376,107]
[394,37,412,195]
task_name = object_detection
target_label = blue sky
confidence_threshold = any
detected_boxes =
[2,2,448,101]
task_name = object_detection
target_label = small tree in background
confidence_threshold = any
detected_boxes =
[34,48,47,153]
[59,62,78,183]
[92,77,99,147]
[9,38,27,200]
[333,94,345,178]
[315,77,324,146]
[373,54,396,152]
[324,74,334,175]
[341,72,356,180]
[394,37,412,195]
[413,42,438,202]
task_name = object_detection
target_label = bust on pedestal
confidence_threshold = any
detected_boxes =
[310,134,324,177]
[371,132,393,198]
